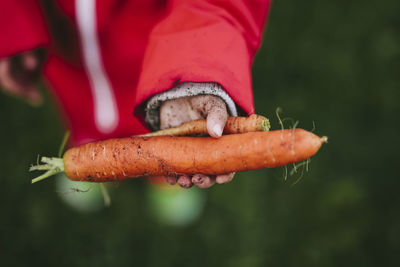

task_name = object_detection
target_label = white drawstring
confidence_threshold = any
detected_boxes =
[75,0,118,134]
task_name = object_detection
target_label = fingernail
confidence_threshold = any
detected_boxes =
[192,174,205,185]
[165,176,177,185]
[216,173,235,184]
[193,174,215,189]
[24,55,38,70]
[212,124,223,137]
[178,175,193,189]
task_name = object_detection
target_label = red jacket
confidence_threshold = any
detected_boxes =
[0,0,271,145]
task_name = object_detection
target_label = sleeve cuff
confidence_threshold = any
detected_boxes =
[145,82,238,130]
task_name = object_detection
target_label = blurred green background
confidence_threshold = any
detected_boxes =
[1,0,399,266]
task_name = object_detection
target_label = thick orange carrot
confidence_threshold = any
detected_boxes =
[140,114,270,137]
[51,129,326,182]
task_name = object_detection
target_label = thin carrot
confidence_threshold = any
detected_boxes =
[30,129,327,183]
[140,114,270,137]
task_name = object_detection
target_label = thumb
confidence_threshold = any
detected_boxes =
[206,102,228,138]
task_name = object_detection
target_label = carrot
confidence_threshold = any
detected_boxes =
[30,129,327,183]
[140,114,270,137]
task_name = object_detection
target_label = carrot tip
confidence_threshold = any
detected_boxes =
[320,136,328,143]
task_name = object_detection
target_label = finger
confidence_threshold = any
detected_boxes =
[190,95,228,138]
[216,172,235,184]
[24,88,42,106]
[0,60,22,94]
[165,176,177,185]
[0,60,42,105]
[206,103,228,138]
[22,52,39,71]
[192,174,216,189]
[177,175,193,189]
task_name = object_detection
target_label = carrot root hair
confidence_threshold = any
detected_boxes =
[274,108,328,184]
[100,183,111,207]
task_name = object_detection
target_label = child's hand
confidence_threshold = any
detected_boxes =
[0,51,43,106]
[159,95,235,189]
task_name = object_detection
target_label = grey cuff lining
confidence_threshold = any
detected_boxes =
[145,82,238,130]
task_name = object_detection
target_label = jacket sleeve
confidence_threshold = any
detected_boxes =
[0,0,50,59]
[134,0,272,116]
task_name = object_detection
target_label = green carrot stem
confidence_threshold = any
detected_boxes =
[30,157,64,184]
